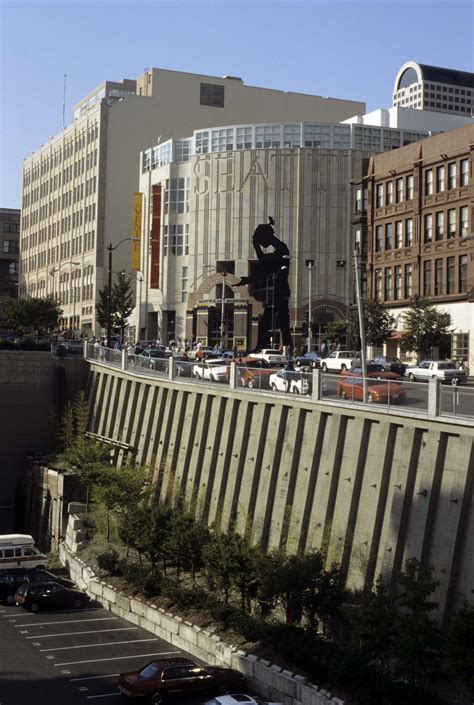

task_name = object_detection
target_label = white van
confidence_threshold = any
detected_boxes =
[0,534,48,570]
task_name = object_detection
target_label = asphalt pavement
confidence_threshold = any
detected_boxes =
[0,601,197,705]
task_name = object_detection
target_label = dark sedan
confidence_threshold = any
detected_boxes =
[119,657,244,704]
[371,356,406,377]
[14,580,91,612]
[0,569,74,605]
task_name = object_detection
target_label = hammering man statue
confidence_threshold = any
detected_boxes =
[237,217,293,353]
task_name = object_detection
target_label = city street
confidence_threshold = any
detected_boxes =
[0,602,195,705]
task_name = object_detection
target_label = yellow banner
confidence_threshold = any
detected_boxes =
[132,192,143,271]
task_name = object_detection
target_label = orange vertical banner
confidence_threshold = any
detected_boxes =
[150,185,161,289]
[132,192,143,271]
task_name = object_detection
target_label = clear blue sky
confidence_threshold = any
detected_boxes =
[1,0,473,208]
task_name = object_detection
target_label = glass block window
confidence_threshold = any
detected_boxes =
[333,125,351,148]
[382,130,401,150]
[283,124,301,147]
[175,139,192,162]
[211,128,234,152]
[255,125,281,149]
[195,131,209,154]
[164,224,189,256]
[169,178,190,214]
[304,124,331,148]
[354,126,381,151]
[152,142,172,169]
[236,126,253,149]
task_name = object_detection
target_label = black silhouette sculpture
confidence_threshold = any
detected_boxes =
[237,218,293,351]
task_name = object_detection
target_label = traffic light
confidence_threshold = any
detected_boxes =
[336,260,346,268]
[302,310,308,337]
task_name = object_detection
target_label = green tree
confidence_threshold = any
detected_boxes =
[95,285,111,330]
[203,529,256,604]
[303,560,346,636]
[121,505,173,573]
[350,299,395,349]
[1,296,62,336]
[401,297,451,360]
[163,511,210,582]
[392,558,443,686]
[93,465,148,541]
[446,602,474,698]
[112,272,134,341]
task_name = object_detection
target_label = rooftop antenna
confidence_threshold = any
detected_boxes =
[62,73,67,129]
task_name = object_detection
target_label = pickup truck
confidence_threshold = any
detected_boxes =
[248,349,286,364]
[321,351,361,372]
[406,360,467,384]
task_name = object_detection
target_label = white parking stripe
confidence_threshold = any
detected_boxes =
[54,650,182,667]
[3,608,99,617]
[27,627,137,639]
[86,695,121,700]
[41,638,158,652]
[15,617,118,628]
[70,674,119,682]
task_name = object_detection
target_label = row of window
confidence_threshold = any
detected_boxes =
[23,151,98,206]
[374,206,469,252]
[374,254,468,302]
[373,159,469,209]
[22,203,97,245]
[23,125,99,186]
[163,224,189,256]
[164,178,190,215]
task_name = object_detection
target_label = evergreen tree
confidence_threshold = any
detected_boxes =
[112,272,133,341]
[95,285,112,330]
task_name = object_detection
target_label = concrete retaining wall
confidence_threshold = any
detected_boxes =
[86,363,474,627]
[60,515,344,705]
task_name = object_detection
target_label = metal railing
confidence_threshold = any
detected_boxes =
[85,345,473,422]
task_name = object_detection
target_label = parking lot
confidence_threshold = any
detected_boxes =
[0,601,197,705]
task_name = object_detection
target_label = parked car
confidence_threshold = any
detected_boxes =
[340,364,402,381]
[205,695,282,705]
[193,359,228,382]
[405,360,467,384]
[336,376,406,404]
[136,349,168,372]
[221,350,246,361]
[14,580,91,612]
[269,368,310,395]
[118,657,245,704]
[188,346,220,360]
[371,355,407,377]
[0,569,74,605]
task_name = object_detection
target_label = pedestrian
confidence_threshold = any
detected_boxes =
[284,359,297,393]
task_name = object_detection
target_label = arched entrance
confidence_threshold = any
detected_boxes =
[186,274,263,350]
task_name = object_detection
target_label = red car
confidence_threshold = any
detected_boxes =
[336,376,406,404]
[231,357,281,390]
[118,657,245,704]
[339,363,401,381]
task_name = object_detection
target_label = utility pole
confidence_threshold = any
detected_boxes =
[305,259,315,352]
[220,271,226,350]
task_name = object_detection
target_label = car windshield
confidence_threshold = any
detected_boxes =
[149,351,164,358]
[139,664,160,679]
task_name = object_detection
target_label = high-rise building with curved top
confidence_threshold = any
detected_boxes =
[393,61,474,116]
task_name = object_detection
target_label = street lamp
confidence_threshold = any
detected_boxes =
[106,239,138,347]
[353,237,368,402]
[305,259,315,352]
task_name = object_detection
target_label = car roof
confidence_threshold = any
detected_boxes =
[150,657,195,667]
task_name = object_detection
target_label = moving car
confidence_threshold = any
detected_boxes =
[233,357,278,390]
[0,569,74,605]
[193,359,228,382]
[14,580,91,612]
[336,376,406,404]
[248,349,286,364]
[371,355,407,377]
[406,360,467,384]
[295,351,326,368]
[269,369,310,395]
[321,351,361,372]
[340,364,402,381]
[118,657,245,704]
[136,349,169,372]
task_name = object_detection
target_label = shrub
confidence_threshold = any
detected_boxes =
[118,560,161,598]
[96,549,120,575]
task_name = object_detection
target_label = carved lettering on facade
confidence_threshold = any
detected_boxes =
[239,154,269,191]
[193,156,211,194]
[214,155,235,193]
[270,150,299,191]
